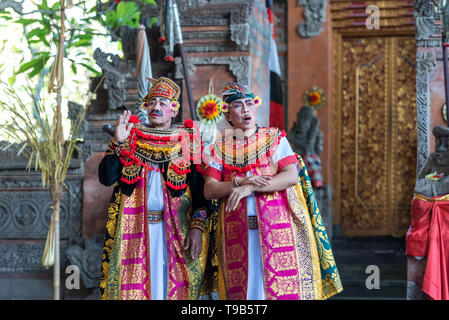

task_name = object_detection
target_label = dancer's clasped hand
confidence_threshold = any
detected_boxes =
[225,184,254,212]
[240,175,272,187]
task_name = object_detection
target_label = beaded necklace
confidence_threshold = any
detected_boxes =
[117,121,202,189]
[209,127,287,173]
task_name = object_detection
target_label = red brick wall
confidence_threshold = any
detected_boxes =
[287,0,333,185]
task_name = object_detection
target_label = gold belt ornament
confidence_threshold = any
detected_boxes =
[247,216,258,230]
[148,211,164,223]
[413,193,449,202]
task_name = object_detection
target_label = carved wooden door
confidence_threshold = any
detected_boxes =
[335,36,416,236]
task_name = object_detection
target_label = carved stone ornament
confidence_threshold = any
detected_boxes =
[416,50,438,173]
[416,50,437,72]
[414,126,449,197]
[230,23,249,46]
[0,243,68,273]
[66,236,104,289]
[174,56,250,85]
[414,0,436,41]
[67,101,91,160]
[297,0,327,38]
[230,2,250,25]
[93,48,135,110]
[0,0,23,14]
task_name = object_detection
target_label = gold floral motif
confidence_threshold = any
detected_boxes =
[390,36,415,236]
[120,289,146,300]
[268,251,297,272]
[269,275,301,297]
[100,188,122,300]
[120,263,147,285]
[338,36,416,236]
[265,228,293,248]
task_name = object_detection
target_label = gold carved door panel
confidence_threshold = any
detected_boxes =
[337,36,416,236]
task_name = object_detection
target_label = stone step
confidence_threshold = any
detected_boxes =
[329,236,408,299]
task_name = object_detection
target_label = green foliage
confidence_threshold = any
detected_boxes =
[105,1,141,30]
[1,1,104,83]
[0,0,159,88]
[148,16,159,28]
[16,52,51,77]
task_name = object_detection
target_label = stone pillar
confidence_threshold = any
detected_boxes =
[415,0,440,174]
[407,0,444,299]
[175,0,272,126]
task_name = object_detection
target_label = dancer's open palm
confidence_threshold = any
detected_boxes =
[114,110,134,143]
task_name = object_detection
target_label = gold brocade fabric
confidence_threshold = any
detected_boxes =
[210,131,342,299]
[99,170,209,300]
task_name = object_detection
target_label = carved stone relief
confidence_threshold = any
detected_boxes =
[288,106,332,239]
[93,48,138,110]
[0,243,68,273]
[414,0,436,41]
[68,101,92,161]
[0,133,83,275]
[0,186,82,240]
[416,51,437,174]
[297,0,327,38]
[66,236,104,289]
[174,56,250,85]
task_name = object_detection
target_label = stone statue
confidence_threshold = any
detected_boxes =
[406,125,449,300]
[287,105,332,239]
[66,235,104,299]
[414,126,449,197]
[288,106,324,189]
[288,105,323,156]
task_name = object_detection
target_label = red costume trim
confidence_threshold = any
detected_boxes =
[165,180,188,190]
[205,167,222,182]
[277,155,298,172]
[115,121,203,188]
[170,164,191,175]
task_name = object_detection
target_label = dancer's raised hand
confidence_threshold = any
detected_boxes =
[114,110,134,143]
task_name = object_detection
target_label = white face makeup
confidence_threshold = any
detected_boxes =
[147,97,178,128]
[226,97,257,133]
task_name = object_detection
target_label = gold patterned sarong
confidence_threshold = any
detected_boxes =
[100,169,209,300]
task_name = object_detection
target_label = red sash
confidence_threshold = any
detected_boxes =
[406,194,449,300]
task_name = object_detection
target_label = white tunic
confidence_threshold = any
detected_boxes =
[146,165,168,300]
[209,136,295,300]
